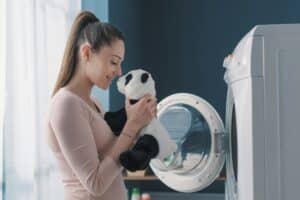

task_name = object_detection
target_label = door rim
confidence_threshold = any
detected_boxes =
[150,93,226,192]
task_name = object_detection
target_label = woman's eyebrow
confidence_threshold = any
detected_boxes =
[112,55,122,61]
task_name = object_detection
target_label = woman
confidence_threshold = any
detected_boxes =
[46,11,157,200]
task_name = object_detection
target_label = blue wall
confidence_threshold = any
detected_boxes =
[108,0,300,120]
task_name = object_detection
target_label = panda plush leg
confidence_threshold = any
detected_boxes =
[119,149,151,172]
[119,135,159,172]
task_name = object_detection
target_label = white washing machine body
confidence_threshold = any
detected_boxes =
[150,24,300,200]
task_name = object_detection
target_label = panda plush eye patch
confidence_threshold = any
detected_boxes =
[141,73,149,83]
[125,72,149,86]
[125,73,132,85]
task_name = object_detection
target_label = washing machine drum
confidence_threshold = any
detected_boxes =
[150,93,226,193]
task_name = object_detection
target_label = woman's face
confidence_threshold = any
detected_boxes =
[85,39,125,89]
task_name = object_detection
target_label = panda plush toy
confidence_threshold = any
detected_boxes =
[104,69,177,172]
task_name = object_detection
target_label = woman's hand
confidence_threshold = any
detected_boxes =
[125,94,157,137]
[107,95,157,163]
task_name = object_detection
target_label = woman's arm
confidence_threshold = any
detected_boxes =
[49,96,132,197]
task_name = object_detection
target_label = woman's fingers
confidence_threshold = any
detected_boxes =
[151,106,157,117]
[127,95,157,118]
[147,97,157,117]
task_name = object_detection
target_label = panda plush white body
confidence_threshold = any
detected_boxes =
[115,69,178,170]
[117,69,177,160]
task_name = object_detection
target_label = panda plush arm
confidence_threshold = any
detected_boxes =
[104,107,127,136]
[104,100,138,136]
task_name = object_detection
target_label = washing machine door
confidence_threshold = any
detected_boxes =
[150,93,226,192]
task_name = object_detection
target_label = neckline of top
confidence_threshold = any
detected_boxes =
[60,87,103,117]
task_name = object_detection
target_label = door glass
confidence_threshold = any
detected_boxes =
[158,103,212,173]
[231,105,238,181]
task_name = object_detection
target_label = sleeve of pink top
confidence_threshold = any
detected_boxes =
[49,95,123,197]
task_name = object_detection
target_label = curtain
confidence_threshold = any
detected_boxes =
[0,0,6,198]
[2,0,81,199]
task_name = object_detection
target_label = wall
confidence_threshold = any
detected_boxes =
[108,0,300,121]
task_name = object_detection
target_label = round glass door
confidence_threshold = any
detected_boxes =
[150,93,226,192]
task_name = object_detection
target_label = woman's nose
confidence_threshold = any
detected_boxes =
[116,65,122,76]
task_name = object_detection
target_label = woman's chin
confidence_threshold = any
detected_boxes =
[95,80,111,90]
[95,83,106,90]
[103,85,109,90]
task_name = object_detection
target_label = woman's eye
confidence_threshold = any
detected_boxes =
[111,61,117,65]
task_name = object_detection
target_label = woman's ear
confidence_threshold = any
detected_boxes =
[80,43,92,62]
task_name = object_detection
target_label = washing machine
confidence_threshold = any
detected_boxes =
[149,24,300,200]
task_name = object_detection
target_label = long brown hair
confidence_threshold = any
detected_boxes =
[52,11,125,97]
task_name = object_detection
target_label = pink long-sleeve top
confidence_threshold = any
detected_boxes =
[46,87,127,200]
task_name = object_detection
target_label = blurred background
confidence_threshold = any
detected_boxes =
[1,0,300,199]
